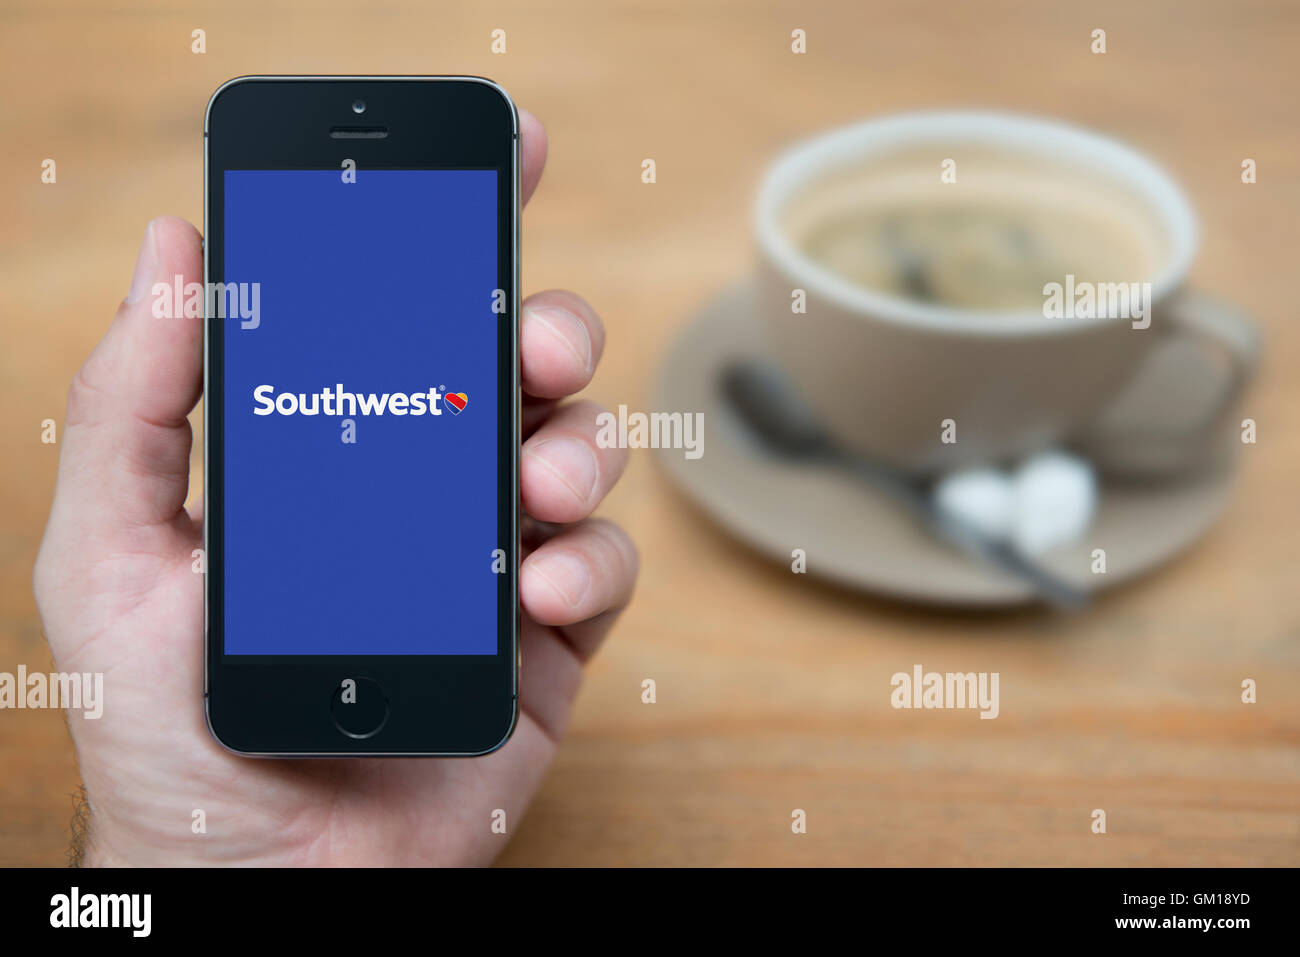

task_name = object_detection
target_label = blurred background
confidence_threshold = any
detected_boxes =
[1,0,1297,865]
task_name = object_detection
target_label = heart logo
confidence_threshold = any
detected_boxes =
[444,392,468,415]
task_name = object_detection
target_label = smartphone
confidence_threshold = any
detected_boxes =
[203,77,519,756]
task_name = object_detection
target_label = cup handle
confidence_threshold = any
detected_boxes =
[1073,289,1260,477]
[1151,289,1260,438]
[1103,290,1259,442]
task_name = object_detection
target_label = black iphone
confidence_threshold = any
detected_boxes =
[203,77,519,756]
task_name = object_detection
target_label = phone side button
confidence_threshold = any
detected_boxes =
[329,678,390,740]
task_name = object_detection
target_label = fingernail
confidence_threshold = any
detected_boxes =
[527,437,599,504]
[530,306,592,376]
[125,220,159,304]
[529,551,592,608]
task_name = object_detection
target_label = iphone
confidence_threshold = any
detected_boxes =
[203,77,519,755]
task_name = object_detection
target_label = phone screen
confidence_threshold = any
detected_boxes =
[221,168,499,655]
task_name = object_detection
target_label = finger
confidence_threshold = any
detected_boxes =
[520,519,639,648]
[54,216,203,532]
[521,400,628,524]
[522,516,637,669]
[520,107,547,206]
[520,290,605,400]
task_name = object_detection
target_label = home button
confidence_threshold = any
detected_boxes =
[330,678,389,739]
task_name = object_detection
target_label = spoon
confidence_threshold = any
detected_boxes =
[719,359,1090,610]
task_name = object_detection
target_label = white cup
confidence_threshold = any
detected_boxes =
[755,111,1257,475]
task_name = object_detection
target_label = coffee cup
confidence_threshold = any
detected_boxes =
[754,111,1257,476]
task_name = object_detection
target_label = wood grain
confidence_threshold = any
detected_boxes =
[1,0,1296,866]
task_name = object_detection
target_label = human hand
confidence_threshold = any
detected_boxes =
[32,109,637,866]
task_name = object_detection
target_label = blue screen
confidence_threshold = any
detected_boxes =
[223,169,499,655]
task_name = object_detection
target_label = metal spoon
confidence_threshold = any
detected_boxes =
[719,359,1090,610]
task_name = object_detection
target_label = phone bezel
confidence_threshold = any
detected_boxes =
[203,76,520,756]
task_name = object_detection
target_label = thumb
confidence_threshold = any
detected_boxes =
[51,216,204,536]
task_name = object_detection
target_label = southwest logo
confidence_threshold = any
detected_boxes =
[251,385,468,417]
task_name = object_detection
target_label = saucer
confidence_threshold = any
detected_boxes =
[650,281,1240,606]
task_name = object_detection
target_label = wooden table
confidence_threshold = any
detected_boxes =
[1,0,1296,866]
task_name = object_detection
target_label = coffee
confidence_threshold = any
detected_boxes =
[784,149,1168,312]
